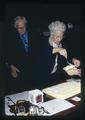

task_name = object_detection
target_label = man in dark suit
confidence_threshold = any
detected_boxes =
[6,16,34,93]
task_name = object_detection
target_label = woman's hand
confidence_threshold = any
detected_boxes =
[66,67,81,76]
[72,58,80,67]
[63,64,81,76]
[52,48,67,59]
[10,65,20,78]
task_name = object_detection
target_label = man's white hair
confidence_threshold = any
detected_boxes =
[48,21,66,46]
[14,16,27,29]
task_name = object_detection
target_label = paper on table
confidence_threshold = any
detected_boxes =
[38,99,75,116]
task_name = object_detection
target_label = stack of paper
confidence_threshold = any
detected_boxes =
[38,98,75,116]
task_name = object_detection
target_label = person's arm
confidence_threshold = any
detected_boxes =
[6,34,20,78]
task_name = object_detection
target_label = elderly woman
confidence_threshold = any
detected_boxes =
[48,21,81,84]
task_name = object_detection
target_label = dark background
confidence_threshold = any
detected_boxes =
[3,3,84,93]
[0,2,85,93]
[5,3,84,59]
[0,1,85,119]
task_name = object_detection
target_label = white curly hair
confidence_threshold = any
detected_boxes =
[48,21,66,46]
[14,16,27,29]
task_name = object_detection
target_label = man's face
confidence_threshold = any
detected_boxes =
[17,20,26,35]
[52,31,64,45]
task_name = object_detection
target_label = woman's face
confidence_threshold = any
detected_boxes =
[52,31,64,45]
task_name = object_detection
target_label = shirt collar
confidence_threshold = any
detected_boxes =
[52,42,62,48]
[20,32,27,38]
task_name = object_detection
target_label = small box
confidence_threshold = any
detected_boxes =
[28,89,44,105]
